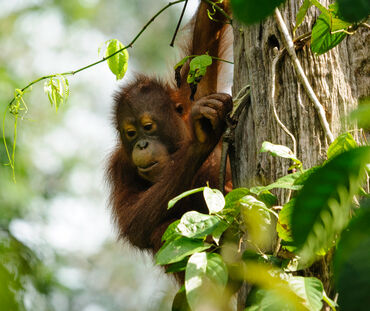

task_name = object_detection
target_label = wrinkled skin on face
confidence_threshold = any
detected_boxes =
[114,79,190,183]
[113,79,232,184]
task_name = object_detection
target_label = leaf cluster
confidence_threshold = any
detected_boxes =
[158,133,370,310]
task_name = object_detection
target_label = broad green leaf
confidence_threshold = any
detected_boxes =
[293,166,321,186]
[349,97,370,129]
[168,187,205,210]
[250,171,303,195]
[327,132,357,159]
[288,277,323,311]
[231,0,286,25]
[187,55,212,84]
[105,39,129,80]
[337,0,370,23]
[166,257,188,274]
[294,0,312,33]
[174,56,191,70]
[291,147,370,263]
[225,188,250,206]
[240,195,274,249]
[245,288,295,311]
[261,141,301,164]
[276,199,296,251]
[239,262,308,311]
[177,211,222,239]
[203,187,225,214]
[224,188,249,213]
[311,4,351,54]
[205,253,228,286]
[310,0,330,17]
[156,237,211,265]
[334,200,370,311]
[245,275,323,311]
[172,286,190,311]
[212,220,229,245]
[185,252,228,311]
[161,220,181,242]
[189,55,212,73]
[257,190,278,208]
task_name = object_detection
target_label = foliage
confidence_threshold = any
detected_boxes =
[158,129,369,309]
[2,0,369,310]
[337,0,370,22]
[231,0,286,24]
[102,39,129,80]
[231,0,369,55]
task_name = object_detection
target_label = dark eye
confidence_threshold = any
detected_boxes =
[143,123,153,131]
[175,103,184,115]
[126,129,137,138]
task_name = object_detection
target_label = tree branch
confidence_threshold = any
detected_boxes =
[5,0,186,109]
[274,8,334,144]
[271,47,297,156]
[170,0,188,47]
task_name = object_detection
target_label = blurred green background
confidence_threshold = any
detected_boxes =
[0,0,198,310]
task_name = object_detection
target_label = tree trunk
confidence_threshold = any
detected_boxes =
[230,0,369,309]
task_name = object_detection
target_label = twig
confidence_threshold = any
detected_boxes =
[5,0,186,109]
[271,47,297,156]
[201,0,232,24]
[3,0,186,179]
[360,22,370,30]
[170,0,188,47]
[274,8,334,144]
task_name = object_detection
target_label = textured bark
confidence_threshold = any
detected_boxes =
[231,0,369,309]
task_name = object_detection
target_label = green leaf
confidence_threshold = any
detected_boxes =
[105,39,129,80]
[231,0,287,25]
[240,195,274,249]
[288,277,323,311]
[311,4,351,54]
[224,188,249,212]
[156,237,211,265]
[276,199,296,251]
[174,56,191,70]
[349,97,370,129]
[245,276,324,311]
[185,252,228,310]
[293,167,321,186]
[294,0,312,33]
[161,220,181,242]
[291,147,370,263]
[250,171,303,195]
[187,55,212,84]
[261,141,301,164]
[337,0,370,23]
[245,288,294,311]
[168,187,205,210]
[310,0,330,17]
[172,286,190,311]
[241,262,308,311]
[334,200,370,311]
[177,211,222,239]
[327,132,357,159]
[43,76,69,111]
[212,220,230,245]
[166,257,188,274]
[257,190,278,208]
[203,187,225,214]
